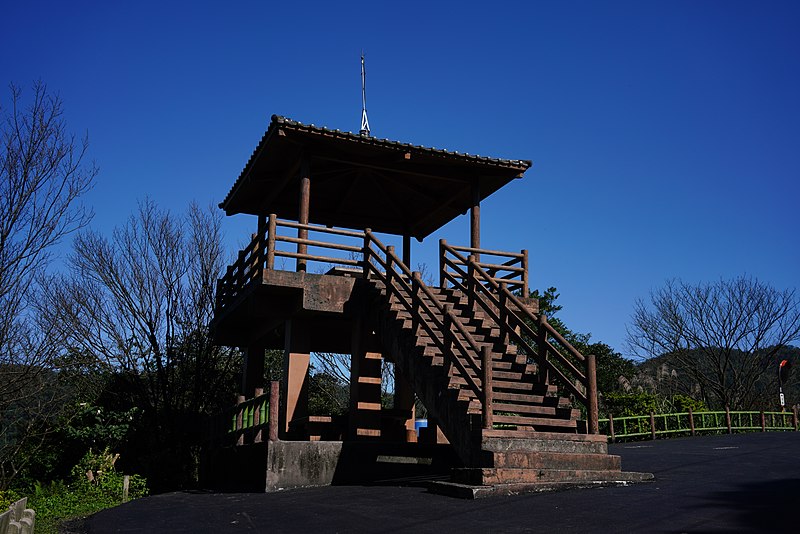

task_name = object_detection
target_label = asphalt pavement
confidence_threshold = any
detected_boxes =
[84,432,800,533]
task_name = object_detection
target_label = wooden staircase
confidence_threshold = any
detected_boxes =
[361,233,651,494]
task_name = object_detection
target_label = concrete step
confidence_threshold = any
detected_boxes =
[452,466,646,486]
[481,432,610,454]
[488,451,621,471]
[493,403,579,419]
[492,414,578,431]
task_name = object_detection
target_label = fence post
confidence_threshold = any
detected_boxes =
[688,407,695,436]
[650,412,656,440]
[253,387,264,443]
[586,353,599,435]
[609,413,616,443]
[123,475,130,503]
[236,395,246,446]
[760,410,766,432]
[266,213,276,270]
[725,406,732,434]
[794,406,799,432]
[269,381,280,441]
[481,346,494,430]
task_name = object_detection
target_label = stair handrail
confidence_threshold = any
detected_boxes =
[441,241,599,432]
[363,229,486,409]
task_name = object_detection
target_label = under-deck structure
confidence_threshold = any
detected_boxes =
[205,116,649,495]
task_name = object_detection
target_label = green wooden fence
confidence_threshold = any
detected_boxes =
[599,407,799,442]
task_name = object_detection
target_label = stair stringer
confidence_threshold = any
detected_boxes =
[364,283,485,467]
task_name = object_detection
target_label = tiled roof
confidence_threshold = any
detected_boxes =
[222,115,531,209]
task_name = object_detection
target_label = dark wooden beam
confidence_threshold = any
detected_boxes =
[297,159,311,272]
[471,179,481,253]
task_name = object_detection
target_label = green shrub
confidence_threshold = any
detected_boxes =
[0,488,22,510]
[670,394,707,413]
[24,449,148,534]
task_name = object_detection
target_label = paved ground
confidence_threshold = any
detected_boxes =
[83,432,800,533]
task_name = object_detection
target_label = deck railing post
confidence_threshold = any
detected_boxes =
[412,272,421,336]
[386,246,395,302]
[586,353,599,435]
[439,240,447,288]
[253,387,264,443]
[269,381,280,441]
[266,214,276,270]
[362,229,372,280]
[482,345,494,430]
[236,394,245,446]
[499,282,509,345]
[521,249,529,297]
[688,407,695,436]
[467,254,476,308]
[443,306,453,375]
[537,315,550,386]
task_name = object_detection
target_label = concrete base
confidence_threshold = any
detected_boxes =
[266,441,344,491]
[202,440,460,492]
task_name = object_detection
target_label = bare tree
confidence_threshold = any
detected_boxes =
[0,82,96,487]
[38,200,240,488]
[626,276,800,409]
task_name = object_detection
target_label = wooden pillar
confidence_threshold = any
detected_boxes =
[297,159,311,272]
[470,179,481,256]
[586,353,599,435]
[394,367,416,442]
[402,234,411,267]
[280,320,310,434]
[241,342,265,399]
[348,314,382,440]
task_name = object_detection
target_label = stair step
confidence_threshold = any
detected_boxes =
[453,466,632,486]
[492,415,578,429]
[489,451,621,471]
[493,403,579,418]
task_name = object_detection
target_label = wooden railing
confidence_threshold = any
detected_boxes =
[208,382,279,447]
[600,407,800,442]
[439,242,599,434]
[440,241,528,296]
[215,217,596,434]
[362,230,495,429]
[215,214,366,312]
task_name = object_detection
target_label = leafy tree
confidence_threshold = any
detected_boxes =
[626,276,800,409]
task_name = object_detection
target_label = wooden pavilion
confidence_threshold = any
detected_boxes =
[205,115,649,496]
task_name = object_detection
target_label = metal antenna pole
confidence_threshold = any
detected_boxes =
[360,52,371,136]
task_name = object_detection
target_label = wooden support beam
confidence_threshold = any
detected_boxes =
[297,159,311,272]
[242,343,265,399]
[471,179,481,256]
[281,320,310,434]
[403,234,411,267]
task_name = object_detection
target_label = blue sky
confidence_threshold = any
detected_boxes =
[2,1,798,356]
